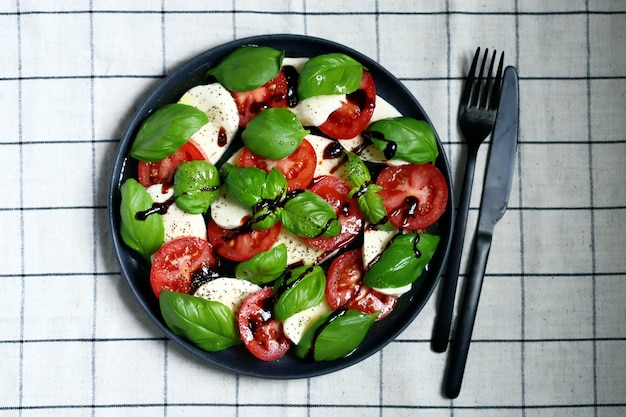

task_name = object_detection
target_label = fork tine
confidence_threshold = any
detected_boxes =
[479,50,497,108]
[470,48,489,107]
[460,47,481,106]
[489,51,505,110]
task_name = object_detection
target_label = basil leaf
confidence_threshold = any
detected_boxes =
[119,178,164,261]
[345,151,371,187]
[298,53,364,100]
[130,103,208,162]
[295,309,377,361]
[221,163,266,208]
[366,117,439,164]
[273,265,326,321]
[262,167,288,201]
[357,186,394,231]
[159,290,240,352]
[174,160,220,214]
[235,244,288,285]
[242,108,309,160]
[363,232,440,288]
[280,191,341,238]
[206,45,284,92]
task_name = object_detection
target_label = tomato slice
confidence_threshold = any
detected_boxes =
[150,237,218,297]
[238,287,291,361]
[376,163,448,231]
[238,138,316,192]
[302,176,363,251]
[326,248,396,320]
[318,71,376,139]
[137,141,205,187]
[347,286,397,321]
[231,71,289,127]
[207,219,281,262]
[325,249,363,310]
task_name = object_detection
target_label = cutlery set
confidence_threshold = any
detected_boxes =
[432,47,519,398]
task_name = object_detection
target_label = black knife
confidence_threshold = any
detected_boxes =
[445,65,519,399]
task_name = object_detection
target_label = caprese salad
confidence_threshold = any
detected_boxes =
[119,45,448,362]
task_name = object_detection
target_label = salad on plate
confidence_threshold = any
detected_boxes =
[117,43,449,363]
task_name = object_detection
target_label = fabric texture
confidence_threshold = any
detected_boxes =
[1,1,625,415]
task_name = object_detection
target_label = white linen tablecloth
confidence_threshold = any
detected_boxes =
[1,1,625,416]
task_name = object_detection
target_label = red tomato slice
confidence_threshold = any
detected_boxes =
[325,249,363,310]
[231,71,289,127]
[207,219,281,262]
[238,287,291,361]
[238,138,316,192]
[150,237,218,297]
[318,71,376,139]
[347,286,397,321]
[302,176,363,251]
[137,141,205,187]
[376,163,448,231]
[326,248,396,320]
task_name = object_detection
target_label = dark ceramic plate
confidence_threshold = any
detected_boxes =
[109,34,453,379]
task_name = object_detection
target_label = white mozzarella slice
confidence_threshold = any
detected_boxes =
[341,96,407,166]
[305,134,350,182]
[274,229,327,266]
[372,283,413,297]
[146,184,207,243]
[290,94,347,127]
[282,57,309,73]
[362,223,397,270]
[282,299,332,345]
[210,191,250,229]
[193,277,261,315]
[178,83,239,163]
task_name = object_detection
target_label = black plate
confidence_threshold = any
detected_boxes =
[108,34,453,379]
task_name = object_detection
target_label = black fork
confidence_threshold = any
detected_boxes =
[432,47,504,353]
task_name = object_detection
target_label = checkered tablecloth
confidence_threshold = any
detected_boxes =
[2,1,625,415]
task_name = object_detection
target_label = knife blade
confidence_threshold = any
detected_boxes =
[445,65,519,399]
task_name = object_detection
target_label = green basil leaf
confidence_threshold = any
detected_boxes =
[280,191,341,238]
[294,309,377,361]
[206,45,284,92]
[159,290,241,352]
[174,160,221,214]
[363,232,440,288]
[119,178,164,261]
[241,108,309,160]
[273,265,326,321]
[130,103,208,162]
[297,53,364,100]
[366,117,439,164]
[221,163,266,208]
[357,186,393,230]
[345,151,371,188]
[262,167,288,201]
[235,244,288,285]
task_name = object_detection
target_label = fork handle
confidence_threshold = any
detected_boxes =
[432,150,478,353]
[445,230,492,398]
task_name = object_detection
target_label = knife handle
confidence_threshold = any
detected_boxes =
[432,151,478,353]
[445,230,492,399]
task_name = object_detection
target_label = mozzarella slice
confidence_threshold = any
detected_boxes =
[178,83,239,163]
[282,299,332,345]
[305,134,351,182]
[274,229,327,266]
[193,277,261,315]
[210,191,250,229]
[145,184,207,243]
[282,57,309,72]
[290,95,347,127]
[372,283,412,297]
[362,223,397,270]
